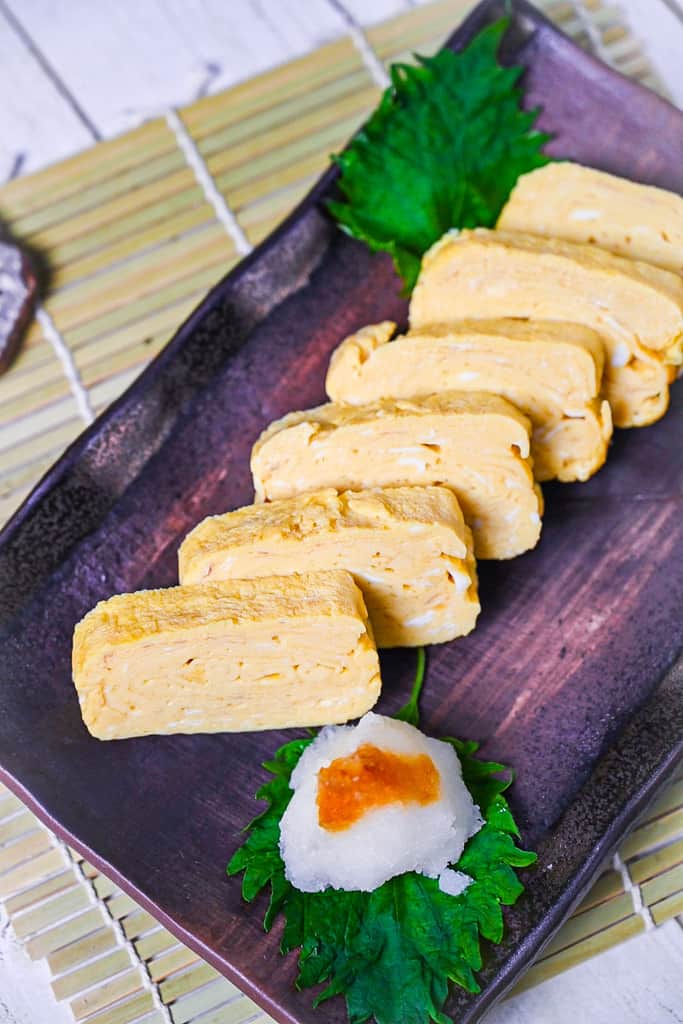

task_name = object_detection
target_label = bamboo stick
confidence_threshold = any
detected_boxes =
[650,889,683,926]
[147,944,199,983]
[158,961,222,1003]
[206,89,376,183]
[46,228,234,331]
[8,147,187,240]
[76,331,167,391]
[3,850,67,918]
[0,332,63,383]
[0,425,82,480]
[224,149,329,213]
[193,65,372,160]
[237,175,318,237]
[241,205,307,248]
[12,886,91,939]
[0,396,81,458]
[185,996,263,1024]
[48,927,117,976]
[640,779,683,823]
[0,350,77,413]
[629,837,683,885]
[90,366,156,415]
[0,377,75,433]
[0,121,174,220]
[0,831,52,874]
[0,490,32,528]
[73,293,201,371]
[366,0,471,59]
[134,928,178,962]
[0,425,84,513]
[70,968,143,1021]
[641,863,683,908]
[79,989,154,1024]
[52,947,132,1002]
[0,810,35,845]
[509,915,645,995]
[56,204,216,290]
[93,874,117,901]
[0,793,22,818]
[120,909,158,941]
[213,111,363,207]
[28,170,200,257]
[65,264,226,350]
[181,38,361,138]
[544,3,580,20]
[76,316,197,386]
[572,869,624,914]
[170,978,242,1024]
[620,808,683,861]
[540,891,634,959]
[5,870,76,916]
[106,892,140,921]
[26,906,104,960]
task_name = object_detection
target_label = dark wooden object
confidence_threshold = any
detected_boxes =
[0,238,36,373]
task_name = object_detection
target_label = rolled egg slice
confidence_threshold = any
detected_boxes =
[278,711,483,893]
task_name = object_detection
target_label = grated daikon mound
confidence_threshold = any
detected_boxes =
[279,712,482,893]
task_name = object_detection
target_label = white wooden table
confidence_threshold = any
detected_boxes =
[1,2,682,1022]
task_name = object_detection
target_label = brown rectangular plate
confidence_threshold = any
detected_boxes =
[1,2,683,1021]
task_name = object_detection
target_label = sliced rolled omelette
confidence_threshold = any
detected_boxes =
[326,319,612,483]
[179,486,480,648]
[250,393,542,560]
[409,228,683,428]
[498,162,683,275]
[72,571,381,739]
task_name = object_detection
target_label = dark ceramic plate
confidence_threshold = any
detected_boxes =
[2,2,683,1021]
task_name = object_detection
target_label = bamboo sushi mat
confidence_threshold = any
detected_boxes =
[0,0,680,1021]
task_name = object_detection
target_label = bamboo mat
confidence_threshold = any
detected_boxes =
[0,1,679,1021]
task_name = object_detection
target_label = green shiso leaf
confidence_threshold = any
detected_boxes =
[227,655,536,1024]
[394,647,426,727]
[327,17,551,292]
